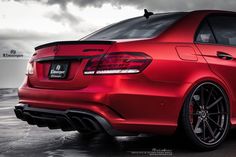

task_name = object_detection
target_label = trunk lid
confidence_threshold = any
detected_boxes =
[29,41,114,89]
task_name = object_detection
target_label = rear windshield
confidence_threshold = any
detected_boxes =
[82,12,186,40]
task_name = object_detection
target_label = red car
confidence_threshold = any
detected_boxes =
[14,10,236,150]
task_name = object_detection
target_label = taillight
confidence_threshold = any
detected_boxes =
[84,52,152,75]
[26,61,34,75]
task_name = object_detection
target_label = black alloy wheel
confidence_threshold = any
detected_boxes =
[181,82,230,150]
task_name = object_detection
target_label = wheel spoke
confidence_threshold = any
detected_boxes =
[207,116,222,129]
[203,120,206,140]
[201,86,205,107]
[206,87,213,107]
[194,117,203,133]
[206,97,223,110]
[208,112,228,116]
[205,121,215,139]
[193,99,202,110]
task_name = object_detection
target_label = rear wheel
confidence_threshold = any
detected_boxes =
[181,82,230,150]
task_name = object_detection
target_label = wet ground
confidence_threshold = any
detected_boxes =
[1,96,236,157]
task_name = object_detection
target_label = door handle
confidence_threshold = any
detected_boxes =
[217,51,233,60]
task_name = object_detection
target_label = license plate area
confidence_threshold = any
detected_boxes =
[48,62,70,79]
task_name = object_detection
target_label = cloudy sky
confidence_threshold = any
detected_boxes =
[1,0,236,57]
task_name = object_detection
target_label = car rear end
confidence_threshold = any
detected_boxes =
[15,39,159,135]
[15,12,189,135]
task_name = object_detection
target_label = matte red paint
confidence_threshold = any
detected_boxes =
[18,10,236,135]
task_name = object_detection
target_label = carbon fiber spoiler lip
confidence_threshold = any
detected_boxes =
[35,40,116,51]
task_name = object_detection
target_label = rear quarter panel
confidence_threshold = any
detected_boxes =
[102,40,219,127]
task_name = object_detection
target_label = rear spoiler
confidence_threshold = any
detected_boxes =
[35,40,116,50]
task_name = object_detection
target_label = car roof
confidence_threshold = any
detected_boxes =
[154,10,236,43]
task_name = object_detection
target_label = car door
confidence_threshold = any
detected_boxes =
[195,14,236,118]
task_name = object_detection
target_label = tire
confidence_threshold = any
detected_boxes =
[181,82,230,151]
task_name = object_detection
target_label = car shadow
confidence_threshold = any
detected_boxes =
[45,128,236,157]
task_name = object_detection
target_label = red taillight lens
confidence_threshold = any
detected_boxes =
[84,52,152,75]
[83,56,102,75]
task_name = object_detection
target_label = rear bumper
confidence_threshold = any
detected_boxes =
[14,103,126,135]
[18,79,191,135]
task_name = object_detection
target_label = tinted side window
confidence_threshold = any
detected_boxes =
[208,15,236,46]
[196,20,216,43]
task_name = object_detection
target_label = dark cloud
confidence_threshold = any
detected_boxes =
[57,0,236,11]
[8,0,236,12]
[46,0,68,10]
[47,11,81,25]
[6,0,236,26]
[46,0,107,9]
